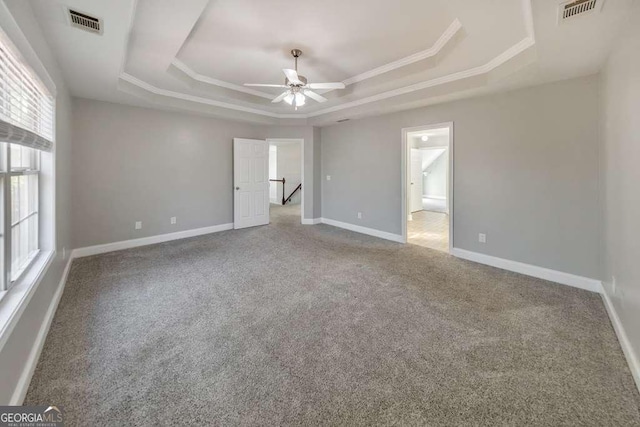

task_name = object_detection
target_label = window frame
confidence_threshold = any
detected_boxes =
[0,18,54,299]
[0,143,41,291]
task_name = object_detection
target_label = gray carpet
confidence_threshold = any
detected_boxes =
[25,204,640,425]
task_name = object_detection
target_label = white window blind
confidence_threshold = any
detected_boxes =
[0,28,53,152]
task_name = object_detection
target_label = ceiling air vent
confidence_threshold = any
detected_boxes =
[67,8,102,34]
[558,0,602,23]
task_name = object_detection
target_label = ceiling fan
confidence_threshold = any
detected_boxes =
[244,49,345,110]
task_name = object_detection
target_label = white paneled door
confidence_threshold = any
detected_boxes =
[234,138,270,229]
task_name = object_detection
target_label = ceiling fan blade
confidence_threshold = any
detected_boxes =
[271,91,290,103]
[244,84,288,88]
[307,82,346,90]
[303,90,328,103]
[282,69,303,85]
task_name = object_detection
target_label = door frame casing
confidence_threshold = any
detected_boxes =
[409,148,425,216]
[401,122,454,251]
[266,138,304,224]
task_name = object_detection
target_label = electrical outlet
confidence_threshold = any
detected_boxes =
[478,233,487,243]
[135,221,142,230]
[170,216,177,225]
[357,212,362,219]
[326,175,331,181]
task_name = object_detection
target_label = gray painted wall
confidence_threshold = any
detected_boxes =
[71,99,264,248]
[0,0,73,404]
[321,75,601,279]
[71,99,320,248]
[600,2,640,371]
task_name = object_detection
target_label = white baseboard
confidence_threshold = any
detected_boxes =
[302,218,321,225]
[451,248,603,293]
[9,255,73,405]
[601,291,640,394]
[321,218,404,243]
[73,223,234,258]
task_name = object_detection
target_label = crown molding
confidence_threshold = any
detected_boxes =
[118,0,139,76]
[172,59,275,99]
[119,73,292,118]
[305,36,535,118]
[522,0,535,39]
[342,19,462,86]
[120,35,534,120]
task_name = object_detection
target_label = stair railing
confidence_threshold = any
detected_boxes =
[269,177,302,205]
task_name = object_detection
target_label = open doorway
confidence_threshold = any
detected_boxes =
[402,123,453,252]
[267,138,304,224]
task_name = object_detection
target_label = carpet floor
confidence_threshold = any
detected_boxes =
[25,205,640,425]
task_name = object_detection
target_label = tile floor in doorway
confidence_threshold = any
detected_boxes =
[408,210,449,252]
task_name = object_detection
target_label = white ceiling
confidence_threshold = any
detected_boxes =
[178,0,455,85]
[27,0,634,125]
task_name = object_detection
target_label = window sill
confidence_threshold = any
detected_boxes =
[0,250,54,353]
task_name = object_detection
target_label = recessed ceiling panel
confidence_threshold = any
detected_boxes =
[176,0,454,85]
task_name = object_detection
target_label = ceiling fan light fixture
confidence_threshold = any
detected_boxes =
[284,93,294,105]
[244,49,344,109]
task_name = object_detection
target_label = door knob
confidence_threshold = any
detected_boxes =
[235,187,240,190]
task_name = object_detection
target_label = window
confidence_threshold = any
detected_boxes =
[9,144,40,280]
[0,27,53,293]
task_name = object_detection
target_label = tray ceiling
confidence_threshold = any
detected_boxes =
[28,0,634,125]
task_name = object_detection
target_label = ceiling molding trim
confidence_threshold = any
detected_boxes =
[172,59,275,99]
[119,72,293,118]
[118,0,139,76]
[342,18,463,86]
[119,36,532,121]
[305,37,535,118]
[522,0,535,40]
